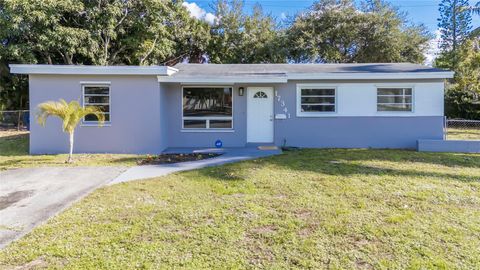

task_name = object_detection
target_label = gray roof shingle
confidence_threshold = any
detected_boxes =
[172,63,449,76]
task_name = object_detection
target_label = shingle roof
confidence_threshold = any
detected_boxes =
[172,63,449,76]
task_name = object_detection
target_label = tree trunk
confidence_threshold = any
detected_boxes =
[67,131,74,163]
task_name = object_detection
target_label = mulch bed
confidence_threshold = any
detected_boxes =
[137,153,221,165]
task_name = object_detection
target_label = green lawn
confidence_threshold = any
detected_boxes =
[447,128,480,140]
[1,149,480,269]
[0,131,142,170]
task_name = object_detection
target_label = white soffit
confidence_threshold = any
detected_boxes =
[9,64,179,76]
[157,75,289,83]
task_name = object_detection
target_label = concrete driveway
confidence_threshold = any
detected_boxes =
[0,167,125,249]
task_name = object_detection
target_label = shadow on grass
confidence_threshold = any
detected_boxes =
[99,156,143,164]
[0,133,29,156]
[194,149,480,183]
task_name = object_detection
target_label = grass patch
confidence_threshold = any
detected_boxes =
[1,149,479,269]
[447,128,480,140]
[0,131,142,170]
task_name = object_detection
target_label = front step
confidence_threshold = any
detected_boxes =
[245,143,279,150]
[257,145,279,150]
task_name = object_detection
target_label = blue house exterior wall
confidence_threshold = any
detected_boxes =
[27,76,445,154]
[272,81,444,149]
[274,116,443,149]
[163,83,248,148]
[162,81,444,149]
[29,75,165,154]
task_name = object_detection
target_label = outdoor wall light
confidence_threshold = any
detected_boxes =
[238,87,245,96]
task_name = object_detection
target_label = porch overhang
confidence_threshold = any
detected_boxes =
[158,71,454,83]
[157,74,288,84]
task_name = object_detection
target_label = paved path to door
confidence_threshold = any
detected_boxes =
[110,147,282,185]
[0,167,125,249]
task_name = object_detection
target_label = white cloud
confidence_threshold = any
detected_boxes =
[182,2,216,25]
[204,13,216,24]
[280,12,287,20]
[424,29,442,66]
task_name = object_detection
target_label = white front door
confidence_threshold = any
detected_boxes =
[247,87,274,143]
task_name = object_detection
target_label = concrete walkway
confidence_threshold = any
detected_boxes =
[0,167,125,249]
[110,147,282,185]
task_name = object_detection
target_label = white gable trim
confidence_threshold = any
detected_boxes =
[9,64,178,76]
[9,64,454,80]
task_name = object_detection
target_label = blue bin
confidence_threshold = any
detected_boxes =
[23,112,30,131]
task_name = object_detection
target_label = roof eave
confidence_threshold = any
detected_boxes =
[287,72,455,80]
[9,64,178,76]
[157,76,288,84]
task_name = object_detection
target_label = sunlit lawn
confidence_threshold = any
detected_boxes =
[1,149,479,269]
[0,131,142,170]
[447,128,480,140]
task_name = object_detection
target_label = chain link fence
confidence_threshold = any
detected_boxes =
[0,110,29,131]
[445,119,480,140]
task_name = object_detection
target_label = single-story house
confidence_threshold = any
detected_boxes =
[10,63,454,154]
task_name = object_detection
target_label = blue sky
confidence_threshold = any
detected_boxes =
[187,0,480,33]
[183,0,480,65]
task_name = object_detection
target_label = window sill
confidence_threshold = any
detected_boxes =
[81,123,111,127]
[296,113,338,117]
[375,111,415,115]
[181,129,235,133]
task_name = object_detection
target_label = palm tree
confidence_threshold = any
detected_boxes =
[36,99,105,163]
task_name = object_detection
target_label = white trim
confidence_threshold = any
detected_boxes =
[288,72,454,80]
[80,124,112,127]
[180,84,234,87]
[159,76,288,83]
[181,86,234,131]
[9,64,453,79]
[81,84,111,125]
[374,83,416,88]
[296,84,338,117]
[10,64,178,76]
[158,72,453,83]
[180,129,235,133]
[80,81,111,85]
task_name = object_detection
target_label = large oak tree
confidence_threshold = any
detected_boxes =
[286,0,431,63]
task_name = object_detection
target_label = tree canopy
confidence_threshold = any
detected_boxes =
[286,0,431,63]
[0,0,434,109]
[437,0,480,119]
[436,0,472,69]
[207,0,286,63]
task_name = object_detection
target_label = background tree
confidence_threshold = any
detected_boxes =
[0,0,441,111]
[81,0,210,65]
[0,0,209,110]
[0,0,89,109]
[286,0,430,63]
[36,99,105,163]
[207,0,286,63]
[436,0,472,69]
[445,39,480,119]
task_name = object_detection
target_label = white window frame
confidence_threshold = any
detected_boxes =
[81,83,111,126]
[376,85,415,113]
[181,86,234,131]
[296,84,338,117]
